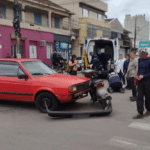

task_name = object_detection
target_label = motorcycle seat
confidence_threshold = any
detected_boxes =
[92,79,103,85]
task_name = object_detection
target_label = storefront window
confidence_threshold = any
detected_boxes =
[46,43,53,59]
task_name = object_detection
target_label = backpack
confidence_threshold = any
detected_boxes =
[64,61,72,73]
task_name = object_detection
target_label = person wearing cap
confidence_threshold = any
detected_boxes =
[133,48,150,119]
[89,52,102,78]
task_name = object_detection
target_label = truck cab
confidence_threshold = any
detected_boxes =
[82,38,119,75]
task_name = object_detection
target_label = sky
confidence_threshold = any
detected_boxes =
[105,0,150,26]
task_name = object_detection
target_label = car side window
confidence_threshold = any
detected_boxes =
[18,68,25,76]
[0,61,19,77]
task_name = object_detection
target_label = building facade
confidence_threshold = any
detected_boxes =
[124,14,149,48]
[106,18,132,58]
[0,0,73,65]
[51,0,111,57]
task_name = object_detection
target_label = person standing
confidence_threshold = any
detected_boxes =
[133,49,150,119]
[69,55,78,76]
[115,54,126,88]
[126,51,138,101]
[123,54,131,90]
[89,52,102,78]
[52,50,60,66]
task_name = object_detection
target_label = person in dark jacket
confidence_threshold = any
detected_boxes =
[133,49,150,119]
[52,50,63,68]
[107,69,125,93]
[89,52,102,78]
[123,55,131,90]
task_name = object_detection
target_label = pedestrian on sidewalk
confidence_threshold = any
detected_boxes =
[123,54,131,90]
[69,55,78,76]
[115,54,126,88]
[126,51,138,101]
[133,49,150,119]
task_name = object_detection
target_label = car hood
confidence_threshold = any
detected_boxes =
[36,74,90,87]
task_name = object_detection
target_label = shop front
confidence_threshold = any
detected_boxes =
[0,25,54,66]
[54,34,72,61]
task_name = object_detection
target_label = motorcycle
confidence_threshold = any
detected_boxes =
[53,59,67,74]
[45,69,112,118]
[82,69,112,110]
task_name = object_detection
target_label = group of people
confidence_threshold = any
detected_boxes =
[52,50,78,75]
[115,52,138,101]
[115,49,150,119]
[52,49,150,119]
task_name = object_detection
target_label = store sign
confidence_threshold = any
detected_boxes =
[139,41,150,48]
[60,42,69,49]
[55,42,60,51]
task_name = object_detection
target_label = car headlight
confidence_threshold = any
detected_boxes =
[69,85,77,93]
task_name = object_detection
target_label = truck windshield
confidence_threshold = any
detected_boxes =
[21,61,56,77]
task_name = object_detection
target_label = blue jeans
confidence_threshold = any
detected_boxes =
[118,70,125,85]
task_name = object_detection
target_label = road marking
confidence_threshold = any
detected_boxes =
[129,122,150,131]
[108,136,150,150]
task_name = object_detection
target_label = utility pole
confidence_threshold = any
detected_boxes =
[13,0,21,58]
[134,16,137,50]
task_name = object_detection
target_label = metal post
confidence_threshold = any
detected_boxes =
[14,0,21,58]
[17,37,21,58]
[134,16,137,50]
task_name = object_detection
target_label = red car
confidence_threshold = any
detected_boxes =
[0,59,91,112]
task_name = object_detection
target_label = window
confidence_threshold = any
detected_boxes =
[83,9,88,17]
[0,4,6,19]
[34,13,42,26]
[0,62,19,77]
[46,43,53,59]
[47,14,49,27]
[55,18,60,28]
[97,14,102,21]
[11,45,24,58]
[21,61,56,77]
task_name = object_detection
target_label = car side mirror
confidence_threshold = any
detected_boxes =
[18,74,28,79]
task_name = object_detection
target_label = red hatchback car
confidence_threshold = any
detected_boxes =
[0,59,91,112]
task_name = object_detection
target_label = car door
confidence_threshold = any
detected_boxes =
[0,61,33,101]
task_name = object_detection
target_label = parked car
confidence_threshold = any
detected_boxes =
[0,59,91,113]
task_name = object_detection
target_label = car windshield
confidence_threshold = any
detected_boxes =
[21,61,56,77]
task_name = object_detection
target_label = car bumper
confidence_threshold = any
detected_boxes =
[46,98,112,118]
[56,88,91,103]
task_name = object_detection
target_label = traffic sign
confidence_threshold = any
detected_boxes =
[139,41,150,48]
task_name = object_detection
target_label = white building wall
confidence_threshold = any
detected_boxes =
[124,14,149,48]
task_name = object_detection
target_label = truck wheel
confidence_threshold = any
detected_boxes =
[36,92,58,113]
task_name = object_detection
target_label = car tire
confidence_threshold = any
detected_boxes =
[36,92,58,113]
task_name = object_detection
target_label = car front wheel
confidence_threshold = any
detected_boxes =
[36,92,58,113]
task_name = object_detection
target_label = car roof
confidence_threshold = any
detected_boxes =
[0,58,40,62]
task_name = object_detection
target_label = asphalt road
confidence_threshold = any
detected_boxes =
[0,80,150,150]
